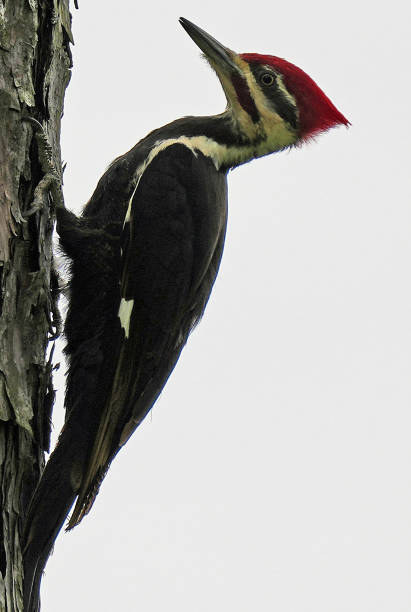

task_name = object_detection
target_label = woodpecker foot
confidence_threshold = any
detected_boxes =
[22,116,65,218]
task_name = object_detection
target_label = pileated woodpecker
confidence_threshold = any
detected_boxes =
[23,17,348,611]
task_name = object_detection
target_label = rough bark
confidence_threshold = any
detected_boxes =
[0,1,72,610]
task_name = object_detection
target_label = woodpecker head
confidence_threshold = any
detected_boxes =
[179,18,349,163]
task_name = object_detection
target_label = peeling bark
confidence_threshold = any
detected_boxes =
[0,1,72,610]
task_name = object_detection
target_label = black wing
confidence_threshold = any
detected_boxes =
[69,143,227,526]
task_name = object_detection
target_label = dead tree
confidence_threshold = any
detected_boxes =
[0,1,72,610]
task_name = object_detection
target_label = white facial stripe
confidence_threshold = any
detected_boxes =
[217,71,259,141]
[240,62,286,119]
[229,58,298,154]
[275,73,298,109]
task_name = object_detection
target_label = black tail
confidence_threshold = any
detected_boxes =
[22,420,86,612]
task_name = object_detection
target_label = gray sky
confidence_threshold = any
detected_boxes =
[43,1,411,610]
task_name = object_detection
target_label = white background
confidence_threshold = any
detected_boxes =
[43,0,411,610]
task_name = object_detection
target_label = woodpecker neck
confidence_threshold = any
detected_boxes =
[140,110,297,172]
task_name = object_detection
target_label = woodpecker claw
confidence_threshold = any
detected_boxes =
[23,115,66,214]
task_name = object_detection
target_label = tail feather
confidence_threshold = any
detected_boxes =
[23,424,85,612]
[67,462,111,530]
[66,358,128,529]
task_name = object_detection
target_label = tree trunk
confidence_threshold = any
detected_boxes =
[0,1,72,610]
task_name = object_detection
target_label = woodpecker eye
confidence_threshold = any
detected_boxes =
[260,73,275,86]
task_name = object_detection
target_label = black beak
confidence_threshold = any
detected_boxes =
[179,18,240,76]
